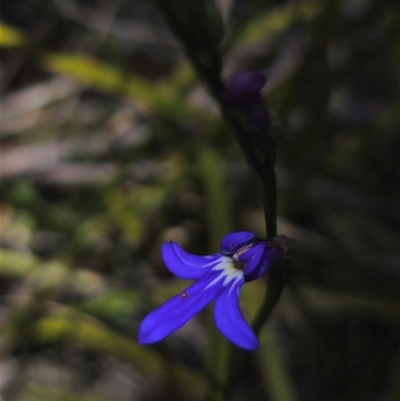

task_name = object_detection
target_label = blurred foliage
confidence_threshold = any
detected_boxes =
[1,0,399,400]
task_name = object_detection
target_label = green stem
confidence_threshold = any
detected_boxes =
[261,159,278,239]
[206,323,229,401]
[252,268,284,335]
[197,147,231,401]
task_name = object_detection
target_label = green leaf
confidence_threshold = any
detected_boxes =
[15,382,117,401]
[0,23,26,47]
[31,307,206,394]
[1,249,36,277]
[297,284,400,323]
[40,52,164,106]
[31,308,162,374]
[1,249,104,294]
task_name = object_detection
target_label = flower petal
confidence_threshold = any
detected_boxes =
[162,242,220,279]
[220,231,255,255]
[214,279,258,350]
[239,244,281,282]
[138,270,226,345]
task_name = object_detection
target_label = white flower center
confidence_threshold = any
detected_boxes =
[204,256,244,289]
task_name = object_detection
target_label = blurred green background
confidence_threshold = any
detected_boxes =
[1,0,399,400]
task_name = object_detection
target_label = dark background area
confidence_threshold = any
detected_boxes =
[1,0,399,400]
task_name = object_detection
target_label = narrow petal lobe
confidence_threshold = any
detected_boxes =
[241,245,282,282]
[220,231,255,255]
[214,279,259,350]
[162,242,220,279]
[138,270,226,344]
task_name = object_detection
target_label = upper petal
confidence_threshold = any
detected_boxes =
[239,244,281,282]
[220,231,255,255]
[138,269,226,345]
[213,279,259,350]
[162,242,220,279]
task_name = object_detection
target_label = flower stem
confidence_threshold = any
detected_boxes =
[150,4,284,399]
[222,166,281,401]
[261,159,278,239]
[182,49,283,400]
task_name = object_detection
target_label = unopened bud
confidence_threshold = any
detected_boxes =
[223,71,266,109]
[223,71,271,151]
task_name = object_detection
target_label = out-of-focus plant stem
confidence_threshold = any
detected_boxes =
[197,147,231,401]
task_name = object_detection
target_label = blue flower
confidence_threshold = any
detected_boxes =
[138,231,283,350]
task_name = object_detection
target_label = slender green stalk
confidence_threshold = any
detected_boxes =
[258,325,297,401]
[197,147,231,401]
[194,66,283,399]
[260,159,278,239]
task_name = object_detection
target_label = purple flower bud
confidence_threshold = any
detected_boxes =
[223,71,266,109]
[223,71,271,151]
